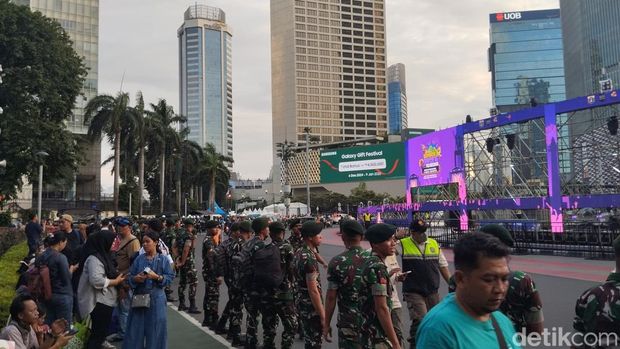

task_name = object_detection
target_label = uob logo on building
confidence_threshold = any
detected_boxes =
[496,12,522,21]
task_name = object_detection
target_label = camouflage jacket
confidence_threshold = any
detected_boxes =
[287,233,304,252]
[273,238,296,300]
[294,244,322,299]
[201,235,220,279]
[214,237,234,280]
[175,229,196,264]
[574,272,620,335]
[229,237,246,290]
[162,227,177,253]
[327,245,371,329]
[448,270,543,330]
[359,251,393,345]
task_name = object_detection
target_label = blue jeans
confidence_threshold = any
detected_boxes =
[117,290,131,338]
[45,293,73,327]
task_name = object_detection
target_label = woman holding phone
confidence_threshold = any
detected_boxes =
[122,229,175,349]
[77,231,127,349]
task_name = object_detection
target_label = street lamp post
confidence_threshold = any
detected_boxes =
[36,151,49,225]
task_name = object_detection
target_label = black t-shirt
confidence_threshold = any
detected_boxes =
[24,221,42,244]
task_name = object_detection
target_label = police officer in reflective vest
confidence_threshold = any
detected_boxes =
[400,219,451,349]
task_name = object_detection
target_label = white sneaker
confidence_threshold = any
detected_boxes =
[101,340,117,349]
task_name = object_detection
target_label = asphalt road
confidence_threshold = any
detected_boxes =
[177,228,602,349]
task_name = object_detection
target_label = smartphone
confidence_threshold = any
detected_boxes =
[403,270,412,274]
[143,267,153,274]
[66,328,79,336]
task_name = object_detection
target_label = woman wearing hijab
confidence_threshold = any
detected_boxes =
[122,230,175,349]
[77,231,127,349]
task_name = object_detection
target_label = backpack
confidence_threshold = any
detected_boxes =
[252,243,283,289]
[26,261,52,302]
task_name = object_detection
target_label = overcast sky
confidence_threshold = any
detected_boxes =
[98,0,558,192]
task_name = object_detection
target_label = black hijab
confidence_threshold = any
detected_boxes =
[89,231,119,279]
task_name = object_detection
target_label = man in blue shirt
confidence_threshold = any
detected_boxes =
[416,232,521,349]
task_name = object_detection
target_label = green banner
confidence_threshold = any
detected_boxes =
[320,143,405,183]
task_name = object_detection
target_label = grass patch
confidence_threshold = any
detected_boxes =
[0,241,27,324]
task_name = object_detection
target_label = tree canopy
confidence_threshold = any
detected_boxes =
[0,0,86,199]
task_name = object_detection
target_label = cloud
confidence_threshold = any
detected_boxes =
[98,0,558,192]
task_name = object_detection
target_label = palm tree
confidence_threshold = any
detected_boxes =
[198,143,233,212]
[173,129,203,214]
[147,99,186,213]
[84,92,136,216]
[134,92,147,217]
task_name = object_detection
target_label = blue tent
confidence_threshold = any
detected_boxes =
[214,202,227,216]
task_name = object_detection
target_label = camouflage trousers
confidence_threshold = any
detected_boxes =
[202,276,219,323]
[178,261,198,303]
[227,287,244,336]
[263,297,298,349]
[244,292,273,347]
[297,297,322,349]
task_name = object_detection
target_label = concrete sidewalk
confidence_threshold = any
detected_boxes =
[112,305,231,349]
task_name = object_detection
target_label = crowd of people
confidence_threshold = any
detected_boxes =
[1,212,619,349]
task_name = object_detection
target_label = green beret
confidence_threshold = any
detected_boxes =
[479,224,514,248]
[239,221,252,233]
[301,221,323,238]
[230,222,240,232]
[183,218,195,226]
[340,219,364,236]
[409,219,428,233]
[269,221,286,233]
[366,223,396,244]
[252,217,270,233]
[205,220,219,229]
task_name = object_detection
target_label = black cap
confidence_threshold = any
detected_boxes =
[366,223,396,244]
[288,218,301,229]
[479,224,514,248]
[269,222,286,234]
[409,219,428,233]
[301,221,322,238]
[205,220,219,229]
[239,221,252,233]
[340,219,364,237]
[252,217,269,233]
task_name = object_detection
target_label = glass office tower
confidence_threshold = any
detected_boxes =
[387,63,407,135]
[489,9,568,180]
[178,5,233,162]
[15,0,100,205]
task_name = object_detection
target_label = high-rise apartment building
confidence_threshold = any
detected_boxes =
[15,0,100,205]
[387,63,407,135]
[178,5,233,161]
[489,9,568,180]
[270,0,388,151]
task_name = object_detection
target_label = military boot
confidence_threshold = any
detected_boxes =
[187,299,201,314]
[215,315,228,334]
[177,296,187,311]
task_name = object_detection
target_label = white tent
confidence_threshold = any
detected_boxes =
[262,202,309,216]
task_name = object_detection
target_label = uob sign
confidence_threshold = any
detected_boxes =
[496,12,522,21]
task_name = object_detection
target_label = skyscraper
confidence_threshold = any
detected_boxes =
[16,0,100,205]
[270,0,388,150]
[488,9,568,180]
[178,5,233,161]
[387,63,407,135]
[560,0,620,99]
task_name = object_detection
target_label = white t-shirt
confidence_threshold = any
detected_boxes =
[384,254,402,309]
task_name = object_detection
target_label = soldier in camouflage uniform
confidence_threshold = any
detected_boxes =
[573,235,620,347]
[226,221,253,346]
[163,218,178,302]
[287,219,303,251]
[175,219,201,313]
[448,224,545,334]
[324,219,370,348]
[238,217,272,349]
[293,221,325,349]
[201,220,222,327]
[212,222,240,334]
[262,221,298,349]
[359,223,402,349]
